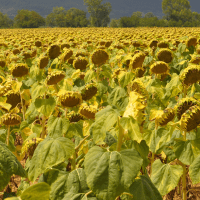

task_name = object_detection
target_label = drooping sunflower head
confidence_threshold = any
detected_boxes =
[73,56,88,71]
[46,71,65,85]
[79,103,97,120]
[38,56,49,69]
[66,111,84,122]
[155,108,175,127]
[59,91,82,107]
[186,37,197,48]
[130,78,148,99]
[11,63,29,78]
[0,81,12,97]
[91,49,109,65]
[60,49,73,62]
[21,138,44,158]
[129,52,146,71]
[180,105,200,132]
[135,67,146,78]
[149,40,158,48]
[81,83,98,101]
[1,113,21,126]
[47,44,60,59]
[158,41,169,48]
[190,55,200,64]
[179,65,200,86]
[156,48,173,63]
[175,97,200,120]
[5,91,21,110]
[150,61,170,75]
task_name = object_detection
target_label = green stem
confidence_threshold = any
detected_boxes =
[183,86,187,98]
[65,108,68,118]
[41,115,46,139]
[116,117,124,152]
[150,152,154,177]
[20,92,25,121]
[183,131,186,141]
[53,84,59,93]
[6,125,10,146]
[71,152,76,171]
[75,135,90,152]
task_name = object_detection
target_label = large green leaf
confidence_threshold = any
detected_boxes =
[120,116,142,143]
[129,175,162,200]
[66,121,83,138]
[84,146,143,200]
[0,141,26,191]
[107,86,128,111]
[67,168,90,194]
[28,137,75,182]
[31,82,46,101]
[20,182,50,200]
[189,155,200,184]
[119,71,134,88]
[40,168,69,200]
[47,116,69,138]
[174,139,200,165]
[144,127,173,154]
[34,97,56,117]
[90,106,120,143]
[151,159,183,196]
[84,69,95,83]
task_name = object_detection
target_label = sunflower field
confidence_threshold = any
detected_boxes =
[1,27,200,200]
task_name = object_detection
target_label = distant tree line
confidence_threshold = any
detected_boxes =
[0,0,200,28]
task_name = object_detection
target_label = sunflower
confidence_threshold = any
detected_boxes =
[180,105,200,132]
[1,113,21,126]
[46,71,65,85]
[67,111,84,122]
[47,44,60,59]
[59,91,82,107]
[180,65,200,86]
[81,83,98,101]
[129,52,146,71]
[11,63,29,77]
[73,56,88,70]
[91,49,109,65]
[38,56,49,69]
[156,48,173,63]
[79,103,97,119]
[5,91,21,110]
[150,61,170,75]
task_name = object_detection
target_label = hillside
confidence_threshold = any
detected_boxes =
[0,0,199,19]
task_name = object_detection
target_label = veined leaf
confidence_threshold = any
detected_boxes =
[129,175,162,200]
[84,146,143,200]
[34,97,56,117]
[20,182,50,200]
[189,155,200,184]
[31,82,46,101]
[28,137,75,182]
[151,159,183,196]
[47,116,69,138]
[0,141,26,191]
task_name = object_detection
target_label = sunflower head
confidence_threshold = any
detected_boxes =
[61,49,73,62]
[158,41,169,48]
[73,56,88,70]
[59,91,82,107]
[67,111,84,122]
[130,78,148,99]
[149,40,158,48]
[1,113,21,126]
[5,91,21,110]
[11,63,29,77]
[22,138,44,158]
[81,83,98,101]
[47,44,60,59]
[35,41,42,47]
[156,108,175,127]
[150,61,170,75]
[91,49,109,65]
[38,56,49,69]
[135,67,146,78]
[129,52,146,71]
[180,105,200,132]
[79,103,97,119]
[190,55,200,64]
[180,65,200,86]
[0,60,6,68]
[175,97,200,120]
[186,37,197,48]
[46,71,65,85]
[156,48,173,63]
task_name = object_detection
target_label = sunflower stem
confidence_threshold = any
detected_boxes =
[150,152,154,177]
[6,125,10,146]
[71,151,76,171]
[20,92,25,121]
[182,163,187,200]
[116,116,124,152]
[41,115,46,139]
